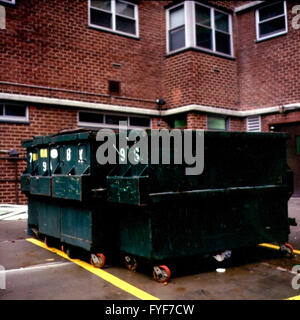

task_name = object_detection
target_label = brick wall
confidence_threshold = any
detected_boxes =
[0,0,165,110]
[237,1,300,110]
[0,105,77,204]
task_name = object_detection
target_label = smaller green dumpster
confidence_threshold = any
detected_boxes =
[21,129,116,267]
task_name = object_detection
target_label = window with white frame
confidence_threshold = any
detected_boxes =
[0,103,29,122]
[89,0,138,37]
[195,3,232,56]
[166,2,233,57]
[168,4,186,52]
[256,1,287,41]
[78,111,151,129]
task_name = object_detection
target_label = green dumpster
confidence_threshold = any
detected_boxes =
[107,131,295,282]
[28,135,53,197]
[21,129,116,267]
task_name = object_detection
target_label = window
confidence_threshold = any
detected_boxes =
[207,115,229,131]
[195,4,232,56]
[78,111,151,129]
[246,116,261,132]
[167,4,186,52]
[89,0,138,37]
[296,136,300,156]
[0,103,28,122]
[256,1,287,41]
[166,2,233,57]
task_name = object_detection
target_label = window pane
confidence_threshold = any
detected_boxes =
[215,31,231,55]
[106,114,128,125]
[196,25,212,50]
[170,5,185,29]
[259,2,284,21]
[5,105,26,117]
[215,11,229,33]
[195,5,211,27]
[129,117,150,127]
[169,27,185,51]
[116,16,136,34]
[90,8,112,28]
[0,105,3,116]
[79,112,104,124]
[90,0,111,11]
[296,136,300,155]
[207,116,226,130]
[259,16,286,37]
[116,0,135,18]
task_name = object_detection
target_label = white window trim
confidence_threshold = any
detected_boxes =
[0,103,29,123]
[166,1,234,58]
[255,1,288,42]
[77,111,151,129]
[166,1,187,55]
[88,0,139,39]
[0,0,15,4]
[193,2,234,58]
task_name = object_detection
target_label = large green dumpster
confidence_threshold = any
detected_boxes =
[107,131,295,282]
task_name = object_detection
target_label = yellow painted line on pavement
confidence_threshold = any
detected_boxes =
[259,243,300,255]
[286,295,300,300]
[26,238,160,301]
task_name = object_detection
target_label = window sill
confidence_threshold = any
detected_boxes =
[255,31,287,43]
[88,24,140,41]
[0,119,29,124]
[166,46,236,61]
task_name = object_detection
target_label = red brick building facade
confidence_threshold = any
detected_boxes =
[0,0,299,203]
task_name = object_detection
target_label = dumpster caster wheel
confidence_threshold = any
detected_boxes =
[280,243,294,258]
[90,253,106,268]
[124,256,138,271]
[61,244,66,253]
[153,265,171,283]
[66,247,74,259]
[44,236,52,248]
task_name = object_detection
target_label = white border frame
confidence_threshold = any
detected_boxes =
[255,1,288,42]
[0,103,29,123]
[166,1,234,58]
[88,0,139,39]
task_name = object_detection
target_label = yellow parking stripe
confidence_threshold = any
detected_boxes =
[286,295,300,300]
[259,243,300,255]
[26,238,160,301]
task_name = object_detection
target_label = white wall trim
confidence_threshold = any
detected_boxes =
[1,92,300,118]
[235,1,264,14]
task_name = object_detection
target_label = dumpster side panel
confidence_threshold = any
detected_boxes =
[29,177,51,196]
[119,208,152,258]
[27,198,39,228]
[38,202,61,238]
[61,206,92,251]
